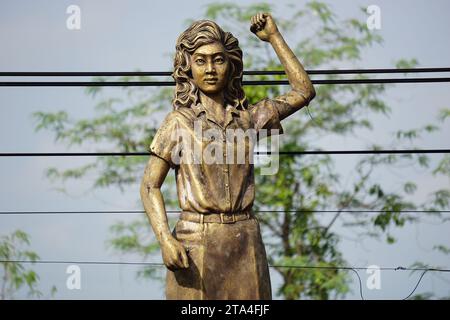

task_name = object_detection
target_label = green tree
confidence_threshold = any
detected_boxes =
[32,1,450,299]
[0,230,56,299]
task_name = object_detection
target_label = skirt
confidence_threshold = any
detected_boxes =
[166,215,272,299]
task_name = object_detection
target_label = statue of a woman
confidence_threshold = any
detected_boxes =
[140,13,315,299]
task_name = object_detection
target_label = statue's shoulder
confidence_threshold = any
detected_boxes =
[158,108,197,133]
[171,106,196,122]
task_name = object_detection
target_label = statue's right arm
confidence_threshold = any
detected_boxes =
[140,155,189,270]
[140,155,171,243]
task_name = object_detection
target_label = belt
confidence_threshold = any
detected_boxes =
[180,210,253,224]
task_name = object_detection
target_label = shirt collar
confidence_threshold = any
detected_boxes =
[192,102,240,118]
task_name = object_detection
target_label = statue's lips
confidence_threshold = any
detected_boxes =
[204,78,218,84]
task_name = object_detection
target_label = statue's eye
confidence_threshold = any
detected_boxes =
[195,58,205,65]
[215,57,225,64]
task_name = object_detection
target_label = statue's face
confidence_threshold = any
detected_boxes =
[190,42,229,95]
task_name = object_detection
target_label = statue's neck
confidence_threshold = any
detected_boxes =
[199,91,225,111]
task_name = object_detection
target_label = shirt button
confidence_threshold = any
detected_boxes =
[225,183,229,187]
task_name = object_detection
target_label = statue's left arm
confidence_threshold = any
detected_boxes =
[251,13,316,120]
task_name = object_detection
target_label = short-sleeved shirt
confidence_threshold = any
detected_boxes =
[149,98,292,214]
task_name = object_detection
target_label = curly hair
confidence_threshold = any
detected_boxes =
[172,20,248,110]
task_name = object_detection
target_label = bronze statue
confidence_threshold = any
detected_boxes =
[140,13,315,299]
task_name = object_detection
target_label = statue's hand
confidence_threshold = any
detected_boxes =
[160,235,189,271]
[250,13,279,42]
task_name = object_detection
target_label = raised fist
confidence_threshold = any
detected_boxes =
[250,13,279,42]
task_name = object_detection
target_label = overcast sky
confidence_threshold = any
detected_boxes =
[0,0,449,299]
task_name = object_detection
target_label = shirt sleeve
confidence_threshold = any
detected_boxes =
[248,98,285,136]
[272,89,312,120]
[148,111,182,169]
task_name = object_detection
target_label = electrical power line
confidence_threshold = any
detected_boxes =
[1,78,450,87]
[0,210,448,215]
[1,67,450,77]
[1,259,448,272]
[1,149,449,157]
[1,259,447,300]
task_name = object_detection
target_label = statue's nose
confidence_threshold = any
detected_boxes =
[205,61,215,73]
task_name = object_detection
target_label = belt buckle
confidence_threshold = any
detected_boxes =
[220,213,236,224]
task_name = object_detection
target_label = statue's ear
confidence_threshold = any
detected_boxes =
[184,55,193,78]
[227,62,235,81]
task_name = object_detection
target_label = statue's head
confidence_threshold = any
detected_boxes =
[172,20,247,110]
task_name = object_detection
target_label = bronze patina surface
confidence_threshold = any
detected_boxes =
[140,13,315,299]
